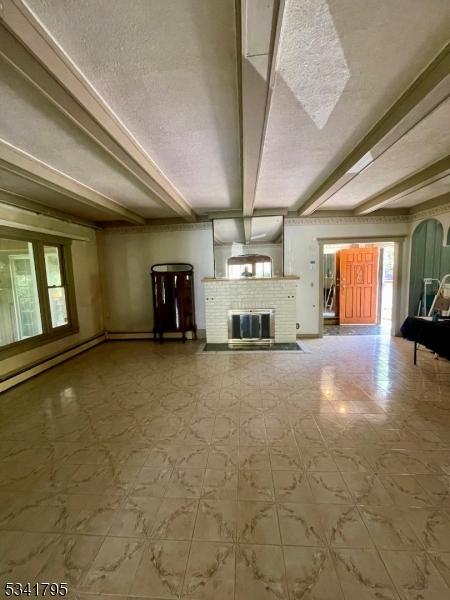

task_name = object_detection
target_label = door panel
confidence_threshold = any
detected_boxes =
[339,248,379,325]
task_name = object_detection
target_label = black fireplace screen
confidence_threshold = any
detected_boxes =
[230,312,272,340]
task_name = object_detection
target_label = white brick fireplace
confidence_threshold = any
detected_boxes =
[203,277,299,344]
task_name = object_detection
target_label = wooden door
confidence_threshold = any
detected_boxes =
[339,247,379,325]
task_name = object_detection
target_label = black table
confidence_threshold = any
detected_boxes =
[401,316,450,364]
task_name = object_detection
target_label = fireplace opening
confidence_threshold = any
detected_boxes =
[228,309,274,344]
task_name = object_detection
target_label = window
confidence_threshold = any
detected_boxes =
[0,228,77,356]
[0,239,42,346]
[44,246,69,327]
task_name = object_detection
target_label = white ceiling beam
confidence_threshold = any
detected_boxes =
[0,187,98,228]
[254,208,288,217]
[243,216,252,244]
[207,207,288,220]
[409,192,450,215]
[208,209,243,220]
[0,1,195,221]
[0,140,146,225]
[354,156,450,215]
[241,0,282,216]
[298,41,450,216]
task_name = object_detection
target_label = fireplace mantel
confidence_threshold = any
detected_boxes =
[203,277,299,344]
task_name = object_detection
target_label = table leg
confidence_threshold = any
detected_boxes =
[414,342,417,365]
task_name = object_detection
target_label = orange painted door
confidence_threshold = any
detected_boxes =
[339,247,379,325]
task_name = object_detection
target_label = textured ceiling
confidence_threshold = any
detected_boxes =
[0,0,449,222]
[254,0,450,210]
[322,99,450,209]
[277,0,350,130]
[25,0,241,212]
[0,57,172,219]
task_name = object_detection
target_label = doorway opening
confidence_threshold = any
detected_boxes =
[322,242,395,336]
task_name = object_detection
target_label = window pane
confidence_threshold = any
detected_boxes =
[44,245,69,328]
[44,245,62,286]
[48,287,68,327]
[0,238,42,346]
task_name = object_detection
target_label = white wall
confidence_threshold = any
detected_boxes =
[100,217,415,337]
[3,202,446,370]
[100,223,214,332]
[0,204,103,378]
[284,217,411,335]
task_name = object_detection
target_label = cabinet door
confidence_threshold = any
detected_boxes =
[183,274,194,326]
[151,267,196,334]
[163,274,178,330]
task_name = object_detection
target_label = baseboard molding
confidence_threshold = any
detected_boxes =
[106,329,207,341]
[106,331,195,340]
[106,332,153,340]
[0,334,106,394]
[297,333,321,339]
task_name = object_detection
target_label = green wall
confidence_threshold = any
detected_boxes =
[409,219,450,315]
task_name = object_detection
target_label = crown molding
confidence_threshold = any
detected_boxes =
[285,214,409,226]
[102,222,212,235]
[411,201,450,221]
[101,202,450,233]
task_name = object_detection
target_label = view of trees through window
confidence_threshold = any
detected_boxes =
[44,246,68,328]
[0,235,71,349]
[0,238,42,346]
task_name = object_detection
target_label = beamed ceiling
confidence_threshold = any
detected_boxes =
[0,0,449,226]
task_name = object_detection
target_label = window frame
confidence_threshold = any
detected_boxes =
[43,243,70,329]
[0,226,79,360]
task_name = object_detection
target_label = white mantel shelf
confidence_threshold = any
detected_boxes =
[203,277,299,344]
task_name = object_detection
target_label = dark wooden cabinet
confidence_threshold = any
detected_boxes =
[151,263,197,343]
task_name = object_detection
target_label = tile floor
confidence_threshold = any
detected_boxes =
[1,336,450,599]
[323,324,385,336]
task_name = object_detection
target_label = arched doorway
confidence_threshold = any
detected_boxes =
[409,218,450,315]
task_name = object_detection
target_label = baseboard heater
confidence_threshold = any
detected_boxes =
[106,330,206,340]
